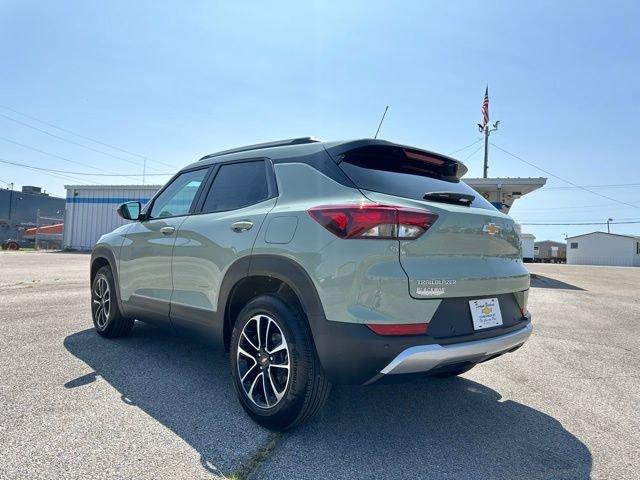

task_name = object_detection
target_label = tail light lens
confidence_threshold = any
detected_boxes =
[308,204,438,240]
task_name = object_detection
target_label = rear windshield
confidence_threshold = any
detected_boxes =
[336,146,495,210]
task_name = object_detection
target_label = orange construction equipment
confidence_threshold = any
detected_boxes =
[23,223,64,238]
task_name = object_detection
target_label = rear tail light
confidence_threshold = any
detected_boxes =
[366,323,428,336]
[307,204,438,240]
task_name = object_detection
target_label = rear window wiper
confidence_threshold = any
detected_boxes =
[423,191,475,207]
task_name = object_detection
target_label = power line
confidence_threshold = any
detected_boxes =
[462,144,484,161]
[490,142,639,210]
[520,220,640,226]
[0,157,170,178]
[0,111,169,173]
[0,135,143,182]
[0,156,100,185]
[448,138,483,155]
[515,201,640,212]
[0,105,176,170]
[542,183,640,191]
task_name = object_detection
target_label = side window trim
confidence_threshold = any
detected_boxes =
[143,166,211,221]
[193,164,220,213]
[194,157,278,214]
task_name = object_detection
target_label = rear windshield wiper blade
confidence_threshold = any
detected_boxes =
[423,191,475,207]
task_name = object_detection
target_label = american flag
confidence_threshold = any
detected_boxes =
[481,86,489,129]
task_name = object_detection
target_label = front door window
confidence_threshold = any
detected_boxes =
[150,169,208,219]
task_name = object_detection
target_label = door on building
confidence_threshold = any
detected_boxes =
[119,167,210,326]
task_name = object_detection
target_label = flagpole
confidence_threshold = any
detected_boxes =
[483,126,489,178]
[478,85,499,178]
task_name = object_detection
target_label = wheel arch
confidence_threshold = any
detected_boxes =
[90,246,125,313]
[220,254,326,351]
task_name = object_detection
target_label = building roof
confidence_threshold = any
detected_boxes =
[566,231,640,241]
[535,240,566,246]
[464,177,547,195]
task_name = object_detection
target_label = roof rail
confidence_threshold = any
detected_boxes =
[200,137,321,160]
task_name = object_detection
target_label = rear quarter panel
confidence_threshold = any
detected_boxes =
[253,163,442,325]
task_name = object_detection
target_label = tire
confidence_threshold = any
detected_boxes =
[91,266,134,338]
[230,294,331,431]
[433,364,475,378]
[6,241,19,251]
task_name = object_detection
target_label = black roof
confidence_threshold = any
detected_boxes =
[199,137,321,160]
[193,138,468,177]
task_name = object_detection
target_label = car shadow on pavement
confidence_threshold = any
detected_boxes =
[64,323,592,480]
[531,274,585,291]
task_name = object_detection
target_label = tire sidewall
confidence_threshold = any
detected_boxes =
[230,295,313,427]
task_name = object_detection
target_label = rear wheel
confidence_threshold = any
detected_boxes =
[91,266,134,338]
[230,295,330,431]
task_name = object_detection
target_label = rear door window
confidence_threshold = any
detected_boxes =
[336,146,495,210]
[201,160,271,212]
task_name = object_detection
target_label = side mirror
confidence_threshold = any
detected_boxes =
[117,201,141,221]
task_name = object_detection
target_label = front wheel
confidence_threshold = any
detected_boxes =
[91,266,134,338]
[230,295,330,431]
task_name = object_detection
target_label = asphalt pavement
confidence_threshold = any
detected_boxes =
[1,252,638,479]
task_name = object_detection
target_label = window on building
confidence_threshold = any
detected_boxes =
[202,160,270,212]
[637,242,640,254]
[150,168,208,218]
[570,242,578,249]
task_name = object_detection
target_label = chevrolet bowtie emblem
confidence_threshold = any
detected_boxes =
[483,223,500,235]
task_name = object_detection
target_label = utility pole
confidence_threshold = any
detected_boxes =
[478,121,500,178]
[142,158,147,185]
[607,218,613,233]
[35,209,40,250]
[8,182,13,222]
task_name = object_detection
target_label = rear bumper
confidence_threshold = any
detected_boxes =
[309,315,532,385]
[308,305,532,385]
[378,322,532,376]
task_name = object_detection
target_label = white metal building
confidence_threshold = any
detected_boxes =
[63,185,161,250]
[566,232,640,266]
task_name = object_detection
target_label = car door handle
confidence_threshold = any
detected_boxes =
[231,220,253,232]
[160,226,175,236]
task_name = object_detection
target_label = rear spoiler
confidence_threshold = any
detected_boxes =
[324,139,468,180]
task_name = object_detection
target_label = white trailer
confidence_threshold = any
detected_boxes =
[566,232,640,267]
[63,185,161,250]
[520,233,536,262]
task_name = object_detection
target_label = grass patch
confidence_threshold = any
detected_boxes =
[226,432,282,480]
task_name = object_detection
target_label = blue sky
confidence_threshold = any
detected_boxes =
[1,0,639,241]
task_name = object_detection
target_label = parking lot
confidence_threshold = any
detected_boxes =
[1,252,638,479]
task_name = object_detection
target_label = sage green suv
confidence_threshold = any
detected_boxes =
[90,137,532,430]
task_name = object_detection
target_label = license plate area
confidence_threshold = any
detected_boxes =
[469,297,503,330]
